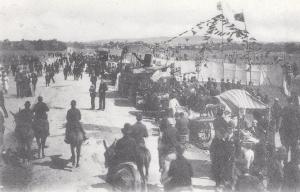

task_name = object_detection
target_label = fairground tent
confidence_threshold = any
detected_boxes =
[214,89,268,114]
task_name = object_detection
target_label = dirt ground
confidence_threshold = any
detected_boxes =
[0,63,215,192]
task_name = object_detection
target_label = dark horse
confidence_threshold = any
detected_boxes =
[11,111,34,164]
[67,122,84,167]
[32,119,49,158]
[104,140,152,192]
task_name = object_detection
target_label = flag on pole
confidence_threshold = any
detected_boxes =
[217,2,223,11]
[234,13,245,22]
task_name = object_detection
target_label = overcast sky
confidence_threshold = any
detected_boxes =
[0,0,299,42]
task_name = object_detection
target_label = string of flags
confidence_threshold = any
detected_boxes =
[163,3,256,45]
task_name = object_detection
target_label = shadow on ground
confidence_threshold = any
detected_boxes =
[114,98,132,107]
[33,154,72,172]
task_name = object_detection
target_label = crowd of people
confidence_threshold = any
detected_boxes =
[2,49,300,192]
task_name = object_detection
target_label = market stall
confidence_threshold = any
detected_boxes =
[189,89,269,149]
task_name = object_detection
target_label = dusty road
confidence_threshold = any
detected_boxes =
[0,69,214,192]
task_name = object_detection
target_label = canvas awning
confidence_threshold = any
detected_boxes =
[214,89,268,114]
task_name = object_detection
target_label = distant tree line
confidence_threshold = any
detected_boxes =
[0,39,67,51]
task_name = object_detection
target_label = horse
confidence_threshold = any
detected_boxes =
[103,140,143,192]
[10,111,34,164]
[67,122,84,167]
[32,118,49,158]
[136,145,151,186]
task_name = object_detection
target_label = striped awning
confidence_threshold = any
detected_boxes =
[214,89,268,114]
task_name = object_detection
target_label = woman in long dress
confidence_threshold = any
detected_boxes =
[2,72,9,94]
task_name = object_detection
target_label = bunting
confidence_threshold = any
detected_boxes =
[163,9,256,45]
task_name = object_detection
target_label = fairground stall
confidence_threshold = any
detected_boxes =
[189,89,269,149]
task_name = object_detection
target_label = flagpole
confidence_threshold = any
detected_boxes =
[243,10,252,85]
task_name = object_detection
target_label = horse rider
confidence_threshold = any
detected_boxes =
[18,101,33,124]
[64,100,87,144]
[15,101,33,137]
[32,96,50,135]
[106,123,138,183]
[113,123,138,166]
[165,145,193,192]
[130,114,148,147]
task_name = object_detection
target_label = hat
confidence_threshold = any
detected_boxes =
[136,113,143,121]
[38,96,43,102]
[121,123,132,135]
[25,101,31,107]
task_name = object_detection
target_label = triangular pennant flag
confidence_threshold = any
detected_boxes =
[191,30,197,35]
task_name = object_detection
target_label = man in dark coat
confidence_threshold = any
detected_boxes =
[32,96,49,120]
[210,108,231,188]
[89,84,96,110]
[64,100,87,143]
[113,123,137,165]
[90,73,97,86]
[32,96,50,136]
[130,114,148,146]
[165,146,193,192]
[98,79,108,110]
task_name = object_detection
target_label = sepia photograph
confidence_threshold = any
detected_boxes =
[0,0,299,191]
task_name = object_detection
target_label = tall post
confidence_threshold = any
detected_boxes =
[243,12,252,84]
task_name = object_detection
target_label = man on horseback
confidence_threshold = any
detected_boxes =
[106,123,138,183]
[130,114,148,147]
[114,123,137,165]
[64,100,87,143]
[32,96,49,134]
[17,101,33,126]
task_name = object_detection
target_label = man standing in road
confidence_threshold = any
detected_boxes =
[31,72,38,95]
[89,84,96,110]
[98,79,108,110]
[131,114,148,146]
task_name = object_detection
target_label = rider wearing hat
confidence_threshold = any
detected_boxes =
[32,96,49,121]
[64,100,87,143]
[19,101,33,124]
[113,123,137,166]
[130,114,148,147]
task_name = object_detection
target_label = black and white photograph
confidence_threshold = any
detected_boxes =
[0,0,299,191]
